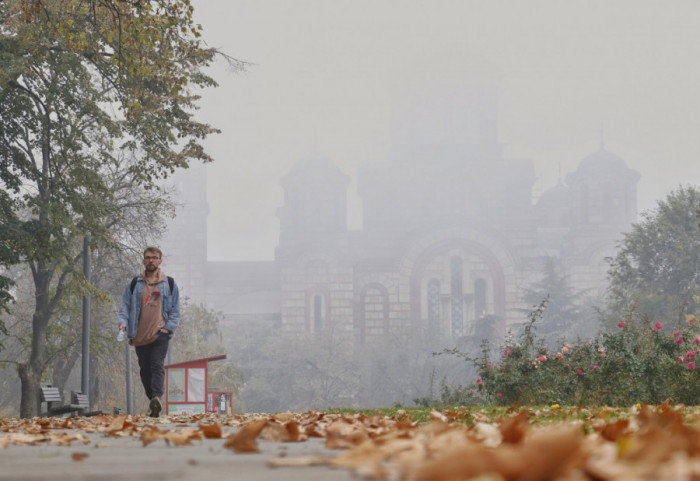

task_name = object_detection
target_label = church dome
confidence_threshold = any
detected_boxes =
[568,148,638,182]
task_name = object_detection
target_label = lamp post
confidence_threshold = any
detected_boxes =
[126,344,133,414]
[81,236,91,399]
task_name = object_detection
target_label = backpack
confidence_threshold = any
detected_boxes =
[130,276,174,294]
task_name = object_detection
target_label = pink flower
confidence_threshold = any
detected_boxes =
[679,357,685,363]
[687,351,696,358]
[690,320,696,325]
[538,355,547,362]
[487,363,492,367]
[565,364,570,368]
[674,331,680,336]
[677,338,684,344]
[470,389,475,393]
[556,352,563,359]
[577,369,583,375]
[476,377,482,383]
[497,393,503,398]
[689,362,696,370]
[592,365,599,371]
[598,348,605,354]
[695,337,700,344]
[562,346,570,354]
[656,322,662,329]
[651,329,657,333]
[617,321,624,328]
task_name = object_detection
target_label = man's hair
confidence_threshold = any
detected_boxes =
[143,246,163,259]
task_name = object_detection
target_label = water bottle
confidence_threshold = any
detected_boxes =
[117,329,126,342]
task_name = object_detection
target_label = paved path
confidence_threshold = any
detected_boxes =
[0,427,356,481]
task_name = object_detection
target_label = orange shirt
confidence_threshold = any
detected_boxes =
[130,270,166,346]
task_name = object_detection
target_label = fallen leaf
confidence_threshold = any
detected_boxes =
[499,411,529,444]
[268,456,330,467]
[141,430,163,447]
[261,422,290,442]
[413,424,584,481]
[199,423,222,439]
[164,431,194,446]
[72,452,88,461]
[224,418,269,453]
[430,410,448,423]
[286,421,307,442]
[105,414,128,433]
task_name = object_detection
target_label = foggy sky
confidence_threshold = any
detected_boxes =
[191,0,700,261]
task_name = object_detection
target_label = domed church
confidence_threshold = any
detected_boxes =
[163,90,640,345]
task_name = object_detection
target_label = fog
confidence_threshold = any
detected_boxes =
[190,0,700,262]
[154,1,700,411]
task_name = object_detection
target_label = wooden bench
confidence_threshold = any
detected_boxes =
[70,391,102,417]
[39,385,85,417]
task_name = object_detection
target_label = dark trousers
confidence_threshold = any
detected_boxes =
[134,332,170,399]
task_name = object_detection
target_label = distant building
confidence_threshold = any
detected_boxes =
[162,89,639,345]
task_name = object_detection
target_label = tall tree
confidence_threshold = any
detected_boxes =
[606,185,700,325]
[520,257,589,344]
[0,0,237,417]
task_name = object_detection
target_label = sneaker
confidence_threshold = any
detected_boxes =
[149,396,162,417]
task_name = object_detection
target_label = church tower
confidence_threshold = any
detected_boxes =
[276,152,350,251]
[275,153,354,335]
[564,145,640,293]
[160,163,210,303]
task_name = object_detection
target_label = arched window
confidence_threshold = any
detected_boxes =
[474,278,487,320]
[308,293,327,333]
[427,279,441,329]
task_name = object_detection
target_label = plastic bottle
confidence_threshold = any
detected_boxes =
[117,329,126,342]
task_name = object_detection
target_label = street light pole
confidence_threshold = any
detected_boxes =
[81,236,91,400]
[126,344,133,414]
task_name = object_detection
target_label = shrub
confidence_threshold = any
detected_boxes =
[439,301,700,406]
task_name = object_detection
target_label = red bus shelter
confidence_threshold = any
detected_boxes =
[164,354,230,415]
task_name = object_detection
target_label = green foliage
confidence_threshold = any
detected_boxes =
[606,185,700,325]
[437,305,700,407]
[0,0,227,417]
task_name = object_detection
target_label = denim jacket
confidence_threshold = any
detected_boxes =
[118,275,181,339]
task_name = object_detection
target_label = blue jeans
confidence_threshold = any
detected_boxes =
[135,331,170,399]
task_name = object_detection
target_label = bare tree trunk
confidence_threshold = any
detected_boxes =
[17,362,40,417]
[19,266,53,418]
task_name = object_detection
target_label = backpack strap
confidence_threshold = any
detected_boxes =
[131,276,174,293]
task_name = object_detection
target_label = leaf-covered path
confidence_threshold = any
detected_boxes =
[2,405,700,480]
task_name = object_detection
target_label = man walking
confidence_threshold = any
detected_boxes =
[118,247,181,417]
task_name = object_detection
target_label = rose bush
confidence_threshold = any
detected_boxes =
[434,301,700,407]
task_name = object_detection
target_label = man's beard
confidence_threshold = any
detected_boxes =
[145,265,158,272]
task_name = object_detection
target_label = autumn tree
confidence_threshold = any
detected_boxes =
[0,0,239,417]
[606,185,700,326]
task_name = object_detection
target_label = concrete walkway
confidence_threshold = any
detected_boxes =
[0,425,355,481]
